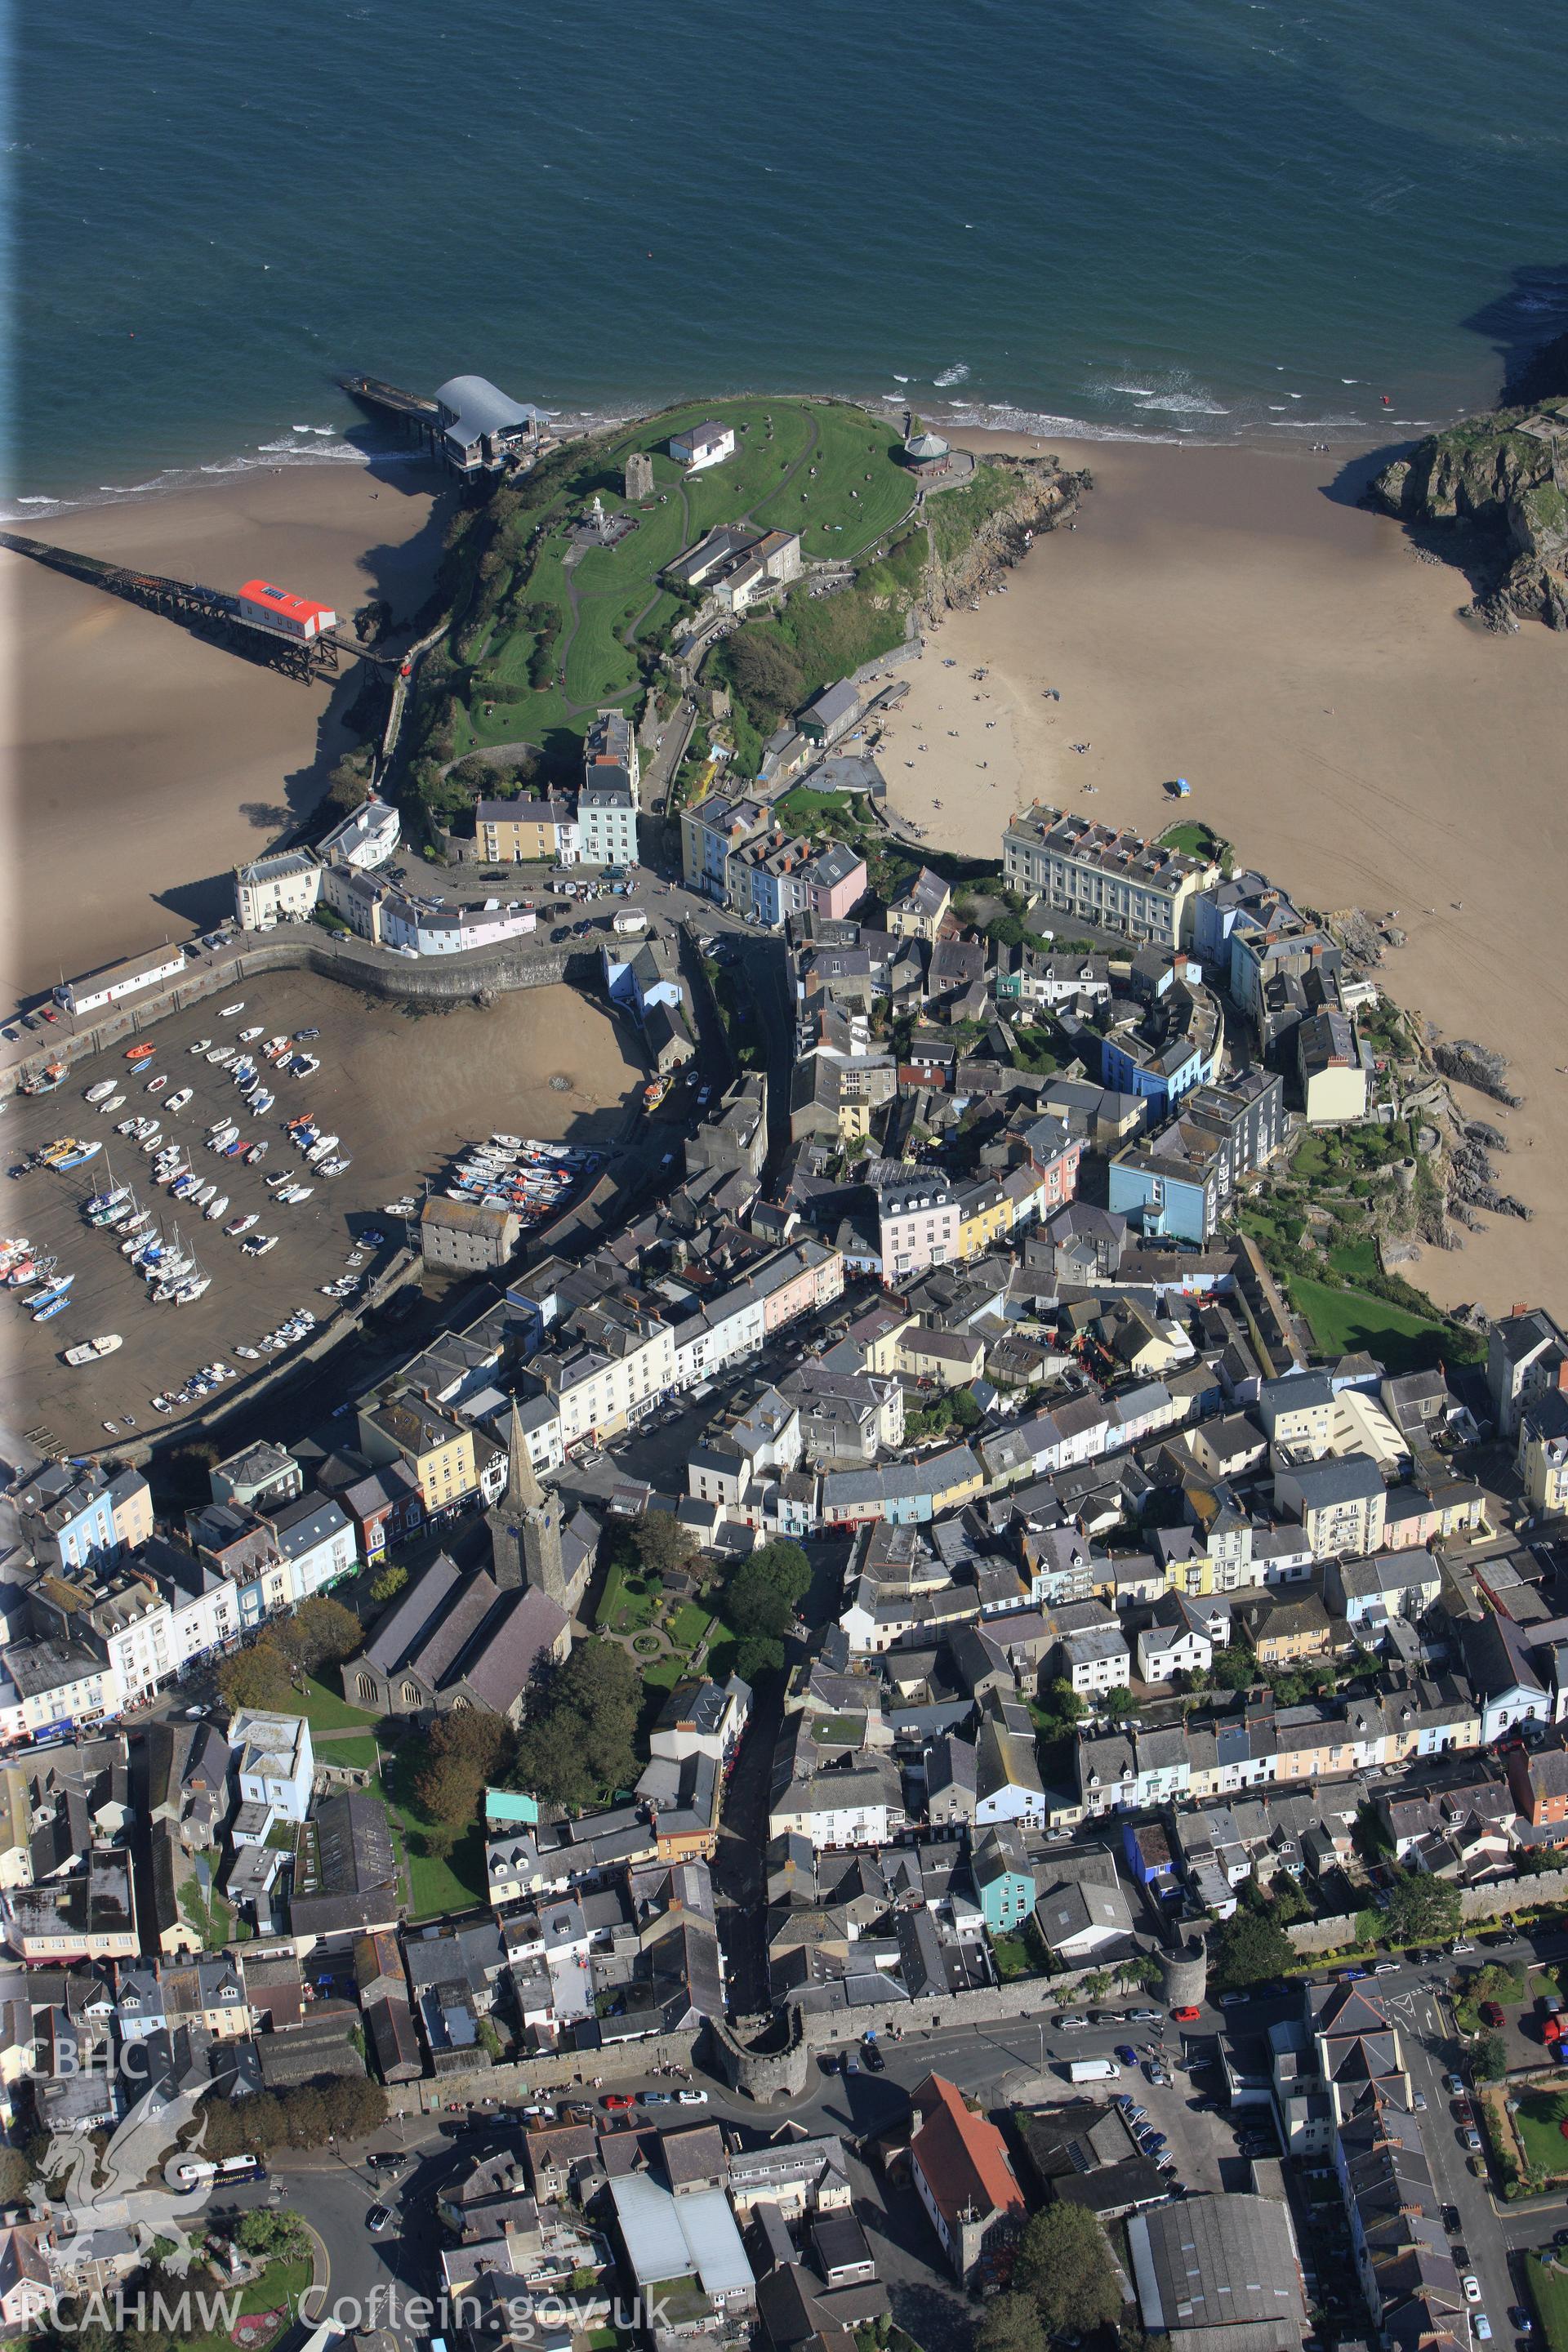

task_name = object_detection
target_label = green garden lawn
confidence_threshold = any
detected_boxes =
[290,1676,378,1735]
[1514,2091,1568,2183]
[1530,2252,1568,2352]
[595,1559,662,1634]
[380,1744,486,1920]
[182,2256,314,2352]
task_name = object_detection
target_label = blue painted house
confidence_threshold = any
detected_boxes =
[971,1824,1036,1937]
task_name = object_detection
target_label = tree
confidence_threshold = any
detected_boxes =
[1047,1678,1085,1727]
[370,1564,408,1604]
[215,1645,294,1713]
[1269,1876,1310,1928]
[1101,1687,1136,1723]
[724,1560,793,1643]
[514,1641,641,1806]
[1013,2203,1121,2337]
[977,2293,1048,2352]
[629,1513,698,1579]
[723,629,805,730]
[1383,1869,1463,1947]
[1473,2030,1508,2082]
[733,1635,785,1683]
[0,2147,30,2203]
[1213,1642,1257,1692]
[749,1539,812,1606]
[1214,1907,1294,1990]
[237,2209,307,2259]
[268,1596,362,1675]
[415,1708,513,1826]
[325,756,372,816]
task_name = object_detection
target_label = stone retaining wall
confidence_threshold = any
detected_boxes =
[4,929,592,1099]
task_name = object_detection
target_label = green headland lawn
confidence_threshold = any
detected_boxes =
[440,396,912,755]
[1285,1272,1455,1376]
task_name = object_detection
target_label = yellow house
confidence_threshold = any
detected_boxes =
[956,1178,1013,1261]
[895,1327,986,1391]
[474,796,572,864]
[357,1396,477,1516]
[885,866,951,944]
[927,1446,986,1515]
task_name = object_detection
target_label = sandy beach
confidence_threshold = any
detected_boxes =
[0,457,452,1009]
[886,432,1568,1320]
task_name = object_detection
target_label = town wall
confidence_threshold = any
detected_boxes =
[1286,1869,1568,1955]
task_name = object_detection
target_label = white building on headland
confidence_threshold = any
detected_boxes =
[670,421,735,474]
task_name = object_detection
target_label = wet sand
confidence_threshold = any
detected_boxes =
[0,458,452,1009]
[0,969,640,1455]
[884,431,1568,1318]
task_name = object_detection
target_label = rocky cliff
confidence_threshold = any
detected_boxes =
[1368,374,1568,630]
[922,457,1090,617]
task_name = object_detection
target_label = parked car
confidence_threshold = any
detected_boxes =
[1463,2127,1483,2151]
[1443,2072,1466,2094]
[1475,2318,1492,2341]
[1480,2000,1506,2028]
[1217,1992,1249,2008]
[1172,2005,1201,2024]
[1116,2044,1139,2066]
[1509,2310,1533,2335]
[601,2092,636,2110]
[863,2046,885,2073]
[678,2089,709,2105]
[367,2206,392,2234]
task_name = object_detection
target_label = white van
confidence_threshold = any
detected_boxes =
[1068,2056,1120,2083]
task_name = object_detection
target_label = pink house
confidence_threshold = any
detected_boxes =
[804,841,868,923]
[879,1175,960,1279]
[753,1237,844,1333]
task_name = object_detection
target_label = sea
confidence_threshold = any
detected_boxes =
[9,0,1568,514]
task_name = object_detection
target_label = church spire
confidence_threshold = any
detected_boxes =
[506,1396,543,1512]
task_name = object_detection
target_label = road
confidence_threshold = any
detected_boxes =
[202,1925,1568,2347]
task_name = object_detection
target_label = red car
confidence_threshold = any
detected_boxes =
[601,2091,636,2110]
[1172,2005,1202,2024]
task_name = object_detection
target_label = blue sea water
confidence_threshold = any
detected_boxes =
[9,0,1568,510]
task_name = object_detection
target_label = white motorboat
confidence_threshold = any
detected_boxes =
[193,1183,216,1208]
[204,1193,229,1222]
[225,1212,258,1236]
[64,1334,122,1365]
[167,1088,193,1112]
[188,1038,212,1056]
[85,1080,116,1104]
[218,1000,244,1017]
[238,1026,264,1042]
[242,1234,277,1258]
[98,1094,125,1116]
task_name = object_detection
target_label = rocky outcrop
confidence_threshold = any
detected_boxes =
[1368,394,1568,630]
[924,459,1089,616]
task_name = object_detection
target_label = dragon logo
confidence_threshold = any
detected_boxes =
[29,2078,216,2274]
